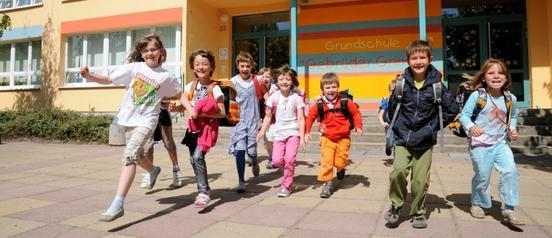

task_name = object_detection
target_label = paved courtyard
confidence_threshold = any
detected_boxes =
[0,142,551,238]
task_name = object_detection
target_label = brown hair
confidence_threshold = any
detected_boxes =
[235,51,256,68]
[320,72,339,89]
[406,40,432,60]
[188,49,216,77]
[462,58,512,91]
[274,64,299,88]
[127,33,167,65]
[257,67,271,76]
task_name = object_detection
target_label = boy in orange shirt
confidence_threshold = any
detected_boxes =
[305,72,363,198]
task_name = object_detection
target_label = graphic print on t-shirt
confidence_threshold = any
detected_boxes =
[131,78,156,106]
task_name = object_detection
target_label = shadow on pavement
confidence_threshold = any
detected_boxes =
[446,193,525,232]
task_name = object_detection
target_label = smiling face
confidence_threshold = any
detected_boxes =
[140,41,162,68]
[237,61,253,80]
[322,82,339,101]
[277,73,293,93]
[193,55,214,80]
[407,51,431,81]
[484,63,507,91]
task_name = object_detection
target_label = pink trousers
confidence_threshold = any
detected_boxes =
[272,136,300,190]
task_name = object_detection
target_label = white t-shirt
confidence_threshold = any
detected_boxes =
[184,80,224,106]
[111,62,181,130]
[266,90,305,141]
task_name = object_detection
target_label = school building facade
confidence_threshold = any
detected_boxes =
[0,0,551,112]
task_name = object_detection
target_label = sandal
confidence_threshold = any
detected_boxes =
[194,193,211,208]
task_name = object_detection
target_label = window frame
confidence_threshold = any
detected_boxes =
[0,0,42,11]
[0,39,42,90]
[63,25,182,88]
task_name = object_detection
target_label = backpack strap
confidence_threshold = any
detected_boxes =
[317,99,324,122]
[504,90,513,126]
[472,88,488,121]
[432,82,444,150]
[252,75,264,101]
[188,79,217,101]
[339,91,350,120]
[188,79,199,101]
[386,77,405,143]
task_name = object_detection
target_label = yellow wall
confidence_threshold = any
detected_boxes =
[185,0,220,83]
[527,0,552,108]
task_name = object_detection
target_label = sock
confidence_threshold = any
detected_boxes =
[105,195,124,216]
[173,165,180,172]
[235,150,246,183]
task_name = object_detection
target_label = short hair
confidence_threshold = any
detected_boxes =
[188,49,216,77]
[320,72,339,89]
[274,64,299,88]
[406,40,432,60]
[235,51,256,67]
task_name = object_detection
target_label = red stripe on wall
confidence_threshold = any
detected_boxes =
[298,24,442,40]
[61,8,182,34]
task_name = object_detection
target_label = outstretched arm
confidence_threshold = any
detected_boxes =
[80,66,113,84]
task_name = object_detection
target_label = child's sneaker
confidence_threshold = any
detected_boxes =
[277,188,291,197]
[266,160,274,169]
[99,208,124,222]
[320,183,333,198]
[139,173,150,189]
[469,205,485,218]
[170,170,183,188]
[384,205,401,225]
[145,166,161,190]
[411,216,427,229]
[194,192,211,208]
[336,169,346,180]
[236,182,246,193]
[502,210,525,226]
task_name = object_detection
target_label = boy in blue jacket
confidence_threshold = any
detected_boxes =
[384,40,459,229]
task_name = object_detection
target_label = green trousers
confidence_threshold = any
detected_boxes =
[388,146,433,217]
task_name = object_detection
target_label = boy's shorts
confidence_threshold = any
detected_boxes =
[122,126,153,165]
[264,124,275,142]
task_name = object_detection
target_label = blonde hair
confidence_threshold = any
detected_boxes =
[462,58,512,91]
[320,72,339,89]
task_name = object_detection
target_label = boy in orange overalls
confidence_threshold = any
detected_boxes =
[305,72,363,198]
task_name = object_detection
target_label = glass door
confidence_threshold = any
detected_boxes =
[232,12,290,75]
[442,1,529,107]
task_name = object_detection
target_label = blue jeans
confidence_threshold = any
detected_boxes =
[470,141,519,208]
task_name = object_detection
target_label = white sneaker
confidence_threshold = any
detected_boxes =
[171,170,183,188]
[139,173,150,189]
[145,166,161,190]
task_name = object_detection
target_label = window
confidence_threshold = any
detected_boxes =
[0,0,42,10]
[64,25,182,86]
[0,40,41,88]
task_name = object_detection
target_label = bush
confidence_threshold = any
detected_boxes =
[0,107,112,143]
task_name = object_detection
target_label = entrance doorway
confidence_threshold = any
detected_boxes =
[442,0,529,107]
[232,12,290,75]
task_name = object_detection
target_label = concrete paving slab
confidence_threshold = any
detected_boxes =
[1,142,551,238]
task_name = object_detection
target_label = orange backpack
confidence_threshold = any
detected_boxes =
[187,79,239,127]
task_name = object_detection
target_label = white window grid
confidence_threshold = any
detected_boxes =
[0,40,41,90]
[0,0,42,11]
[64,25,182,88]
